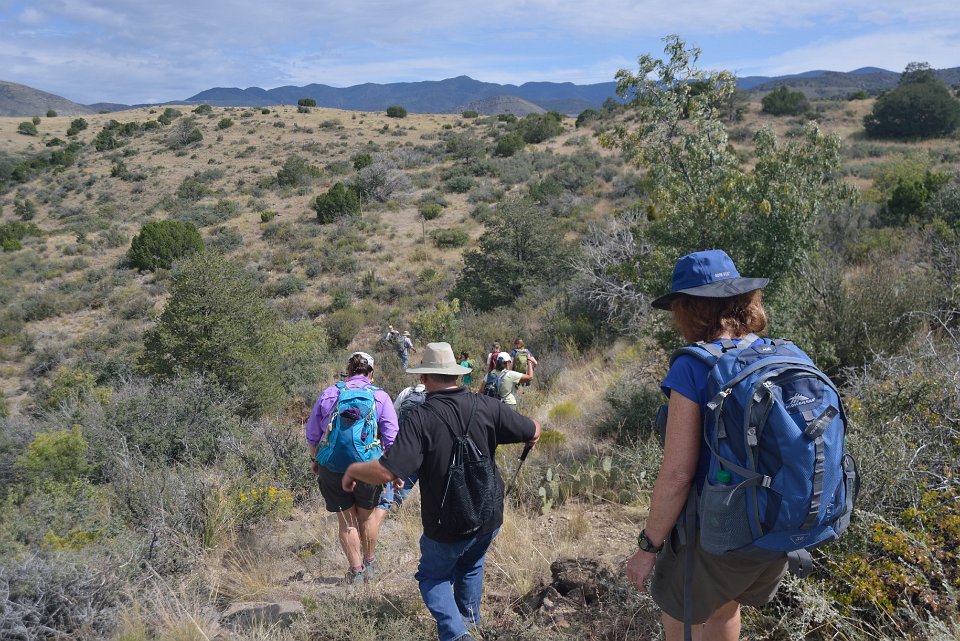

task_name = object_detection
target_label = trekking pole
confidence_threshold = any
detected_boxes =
[505,443,533,497]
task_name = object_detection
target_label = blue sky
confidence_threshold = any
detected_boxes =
[1,0,958,105]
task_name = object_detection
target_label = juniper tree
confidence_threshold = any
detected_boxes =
[578,35,857,334]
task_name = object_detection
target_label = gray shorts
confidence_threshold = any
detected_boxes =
[317,465,382,512]
[650,528,788,624]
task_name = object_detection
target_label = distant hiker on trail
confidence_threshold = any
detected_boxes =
[486,352,533,409]
[459,351,474,390]
[510,338,537,385]
[306,351,399,585]
[394,330,416,369]
[341,342,541,641]
[626,250,856,641]
[485,342,502,375]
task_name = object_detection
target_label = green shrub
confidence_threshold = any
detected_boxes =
[66,118,87,136]
[516,112,563,143]
[442,175,476,193]
[430,227,469,248]
[418,202,443,221]
[45,109,57,117]
[126,219,204,271]
[761,86,809,116]
[193,103,213,114]
[298,98,317,107]
[352,153,373,170]
[324,307,364,349]
[597,377,662,443]
[386,105,408,118]
[31,116,41,125]
[494,133,525,157]
[17,121,38,136]
[261,108,270,114]
[139,252,284,416]
[260,210,277,223]
[217,117,233,130]
[0,220,41,250]
[16,425,92,487]
[864,65,960,139]
[314,182,360,223]
[275,154,320,187]
[461,110,479,118]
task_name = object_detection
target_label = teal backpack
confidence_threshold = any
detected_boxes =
[316,382,383,473]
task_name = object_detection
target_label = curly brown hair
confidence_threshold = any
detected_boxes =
[346,353,374,377]
[671,290,768,343]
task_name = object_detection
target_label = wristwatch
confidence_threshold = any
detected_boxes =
[637,529,663,554]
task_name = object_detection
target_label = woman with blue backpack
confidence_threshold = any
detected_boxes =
[306,351,399,584]
[626,250,791,641]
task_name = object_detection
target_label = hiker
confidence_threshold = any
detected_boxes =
[510,338,537,373]
[625,250,788,641]
[341,342,541,641]
[397,330,416,369]
[385,325,416,369]
[306,351,399,584]
[458,351,474,390]
[487,352,533,409]
[387,381,428,506]
[484,342,502,375]
[510,338,537,386]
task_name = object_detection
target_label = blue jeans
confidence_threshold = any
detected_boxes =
[375,474,419,510]
[416,528,499,641]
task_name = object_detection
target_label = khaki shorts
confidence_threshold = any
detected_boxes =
[650,528,788,624]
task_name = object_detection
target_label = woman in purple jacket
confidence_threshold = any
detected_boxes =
[306,351,399,584]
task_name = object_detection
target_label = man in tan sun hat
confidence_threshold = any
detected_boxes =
[342,342,540,641]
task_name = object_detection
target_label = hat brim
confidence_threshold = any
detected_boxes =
[651,277,769,310]
[406,363,472,375]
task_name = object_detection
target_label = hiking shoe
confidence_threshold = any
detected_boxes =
[343,567,365,586]
[362,558,376,581]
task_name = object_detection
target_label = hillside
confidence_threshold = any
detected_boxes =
[3,71,960,641]
[458,95,546,116]
[0,80,95,117]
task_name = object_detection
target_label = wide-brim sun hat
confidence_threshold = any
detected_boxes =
[406,342,472,375]
[651,249,769,311]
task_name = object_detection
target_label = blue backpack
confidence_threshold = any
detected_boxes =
[315,382,383,473]
[660,335,859,576]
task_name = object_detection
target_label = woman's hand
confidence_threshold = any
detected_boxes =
[626,549,657,592]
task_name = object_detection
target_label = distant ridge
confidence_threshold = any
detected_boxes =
[187,76,617,114]
[4,66,959,117]
[0,80,94,117]
[458,95,546,117]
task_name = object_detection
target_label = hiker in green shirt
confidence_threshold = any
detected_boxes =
[459,351,474,390]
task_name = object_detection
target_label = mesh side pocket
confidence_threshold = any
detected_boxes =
[699,483,754,554]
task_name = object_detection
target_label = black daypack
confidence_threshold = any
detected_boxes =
[424,394,501,538]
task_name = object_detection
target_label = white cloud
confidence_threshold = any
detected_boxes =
[1,0,959,103]
[18,7,44,25]
[754,29,960,76]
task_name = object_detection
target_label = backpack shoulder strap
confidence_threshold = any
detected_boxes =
[423,394,479,439]
[670,344,719,368]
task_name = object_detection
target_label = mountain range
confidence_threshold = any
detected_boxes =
[1,67,959,117]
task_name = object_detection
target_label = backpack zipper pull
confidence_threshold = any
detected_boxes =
[707,389,731,411]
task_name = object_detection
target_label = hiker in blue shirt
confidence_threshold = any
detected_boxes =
[626,250,788,641]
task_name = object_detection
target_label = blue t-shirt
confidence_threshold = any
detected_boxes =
[660,337,762,486]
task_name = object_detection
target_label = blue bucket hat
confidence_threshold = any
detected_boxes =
[651,249,769,310]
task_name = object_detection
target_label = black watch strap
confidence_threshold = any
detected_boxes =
[637,529,663,554]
